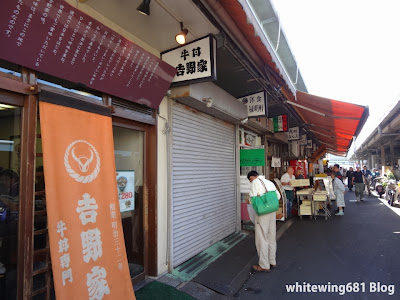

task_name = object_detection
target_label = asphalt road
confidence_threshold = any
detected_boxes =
[234,190,400,300]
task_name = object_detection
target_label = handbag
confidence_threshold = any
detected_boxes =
[251,178,279,216]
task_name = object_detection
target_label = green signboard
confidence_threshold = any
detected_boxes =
[240,149,265,166]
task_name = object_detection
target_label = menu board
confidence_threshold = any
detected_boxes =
[116,170,135,212]
[0,0,176,109]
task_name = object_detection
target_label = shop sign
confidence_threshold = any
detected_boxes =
[244,132,256,146]
[290,140,300,157]
[237,91,267,117]
[161,35,216,85]
[0,0,175,109]
[306,139,313,149]
[268,115,288,132]
[271,156,281,168]
[240,175,252,194]
[116,170,135,212]
[290,160,308,177]
[39,102,135,300]
[288,127,300,140]
[300,134,307,145]
[240,148,265,166]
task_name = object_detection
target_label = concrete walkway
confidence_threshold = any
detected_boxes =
[234,190,400,299]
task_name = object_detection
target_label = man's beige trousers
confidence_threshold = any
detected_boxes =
[255,212,277,269]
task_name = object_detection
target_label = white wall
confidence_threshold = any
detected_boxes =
[65,0,159,56]
[156,97,169,275]
[69,0,169,275]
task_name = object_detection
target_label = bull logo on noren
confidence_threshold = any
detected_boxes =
[71,147,94,173]
[64,140,100,183]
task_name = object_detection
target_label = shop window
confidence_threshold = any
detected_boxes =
[0,67,21,78]
[0,59,21,78]
[113,126,144,279]
[37,72,102,101]
[0,105,21,299]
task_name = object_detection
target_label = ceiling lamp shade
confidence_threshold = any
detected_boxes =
[137,0,151,16]
[175,22,188,45]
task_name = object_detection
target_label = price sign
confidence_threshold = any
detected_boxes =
[116,170,135,212]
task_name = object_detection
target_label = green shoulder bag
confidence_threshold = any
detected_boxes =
[251,178,279,216]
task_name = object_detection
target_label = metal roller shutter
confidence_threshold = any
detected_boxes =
[172,103,237,267]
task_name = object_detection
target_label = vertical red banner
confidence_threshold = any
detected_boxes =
[39,102,135,300]
[282,114,288,131]
[290,160,308,177]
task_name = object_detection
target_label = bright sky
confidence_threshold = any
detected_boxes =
[270,0,400,156]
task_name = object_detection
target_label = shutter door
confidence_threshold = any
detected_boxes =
[172,104,237,267]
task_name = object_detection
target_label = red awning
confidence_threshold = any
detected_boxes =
[288,91,369,156]
[218,0,369,155]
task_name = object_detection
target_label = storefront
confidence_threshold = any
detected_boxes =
[0,0,176,298]
[168,81,248,268]
[170,102,237,267]
[0,64,165,298]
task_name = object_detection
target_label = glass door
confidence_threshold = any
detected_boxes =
[113,126,145,280]
[0,104,22,299]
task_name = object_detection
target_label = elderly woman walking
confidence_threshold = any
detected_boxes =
[331,171,346,216]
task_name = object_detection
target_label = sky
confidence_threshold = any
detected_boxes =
[269,0,400,156]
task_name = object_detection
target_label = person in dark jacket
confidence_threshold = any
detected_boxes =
[352,166,365,202]
[346,167,354,191]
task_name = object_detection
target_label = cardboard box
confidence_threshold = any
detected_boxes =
[297,188,314,195]
[290,179,310,187]
[313,191,327,201]
[300,205,312,215]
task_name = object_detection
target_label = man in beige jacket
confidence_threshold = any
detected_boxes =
[247,171,281,272]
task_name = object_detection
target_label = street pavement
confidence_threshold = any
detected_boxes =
[233,190,400,300]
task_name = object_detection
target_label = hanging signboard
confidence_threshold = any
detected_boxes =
[300,134,307,145]
[288,127,300,140]
[271,156,281,168]
[268,115,288,132]
[39,102,135,300]
[290,160,308,177]
[240,149,265,166]
[306,139,313,149]
[290,140,300,157]
[237,91,267,117]
[0,0,176,109]
[244,132,256,146]
[161,35,217,85]
[116,170,135,212]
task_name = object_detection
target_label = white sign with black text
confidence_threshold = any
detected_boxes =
[238,91,267,117]
[288,127,300,140]
[161,35,217,84]
[271,156,281,167]
[306,139,313,149]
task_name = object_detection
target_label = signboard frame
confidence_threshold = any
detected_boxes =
[160,34,217,86]
[240,148,265,167]
[237,91,267,117]
[288,127,300,140]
